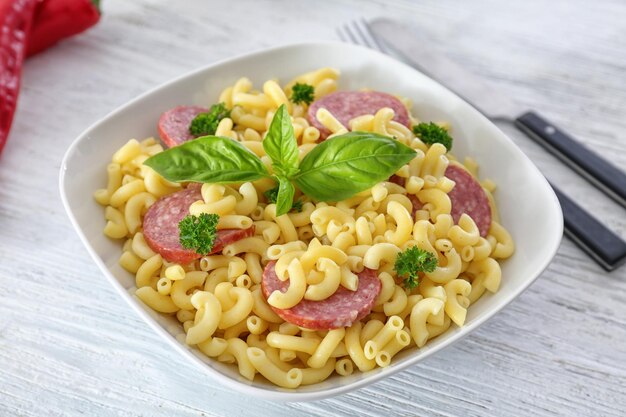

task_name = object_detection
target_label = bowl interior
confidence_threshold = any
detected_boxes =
[60,42,562,401]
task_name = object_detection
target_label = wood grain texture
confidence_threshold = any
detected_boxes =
[1,0,625,416]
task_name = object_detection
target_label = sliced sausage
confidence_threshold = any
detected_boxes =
[308,91,411,139]
[158,105,207,148]
[388,174,406,187]
[407,194,423,219]
[212,228,256,256]
[261,261,381,330]
[142,186,255,264]
[445,164,492,237]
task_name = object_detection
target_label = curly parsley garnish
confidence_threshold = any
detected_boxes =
[263,185,279,205]
[290,83,315,105]
[189,103,231,136]
[412,122,453,151]
[394,246,438,290]
[291,199,304,213]
[178,213,220,255]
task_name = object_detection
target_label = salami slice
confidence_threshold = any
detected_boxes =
[407,194,423,219]
[308,91,411,140]
[142,187,255,264]
[445,164,492,237]
[261,261,381,330]
[388,174,406,187]
[158,105,207,148]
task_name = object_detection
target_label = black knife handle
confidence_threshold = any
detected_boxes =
[550,183,626,271]
[516,111,626,208]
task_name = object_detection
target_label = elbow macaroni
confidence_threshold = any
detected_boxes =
[97,68,514,387]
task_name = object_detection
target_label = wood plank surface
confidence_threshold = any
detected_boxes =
[1,0,624,415]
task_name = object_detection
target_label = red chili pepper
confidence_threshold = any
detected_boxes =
[0,0,100,156]
[27,0,100,57]
[0,0,37,156]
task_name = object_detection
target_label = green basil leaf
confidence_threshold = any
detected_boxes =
[293,132,416,201]
[275,176,295,216]
[144,136,269,183]
[263,104,299,178]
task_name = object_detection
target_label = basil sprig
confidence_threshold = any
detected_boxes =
[144,136,269,183]
[261,105,300,215]
[145,104,416,215]
[293,132,416,201]
[275,176,296,216]
[263,105,299,178]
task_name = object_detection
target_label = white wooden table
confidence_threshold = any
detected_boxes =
[1,0,625,415]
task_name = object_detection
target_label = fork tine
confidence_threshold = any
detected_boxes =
[350,20,375,49]
[359,18,385,52]
[341,22,361,45]
[339,19,386,52]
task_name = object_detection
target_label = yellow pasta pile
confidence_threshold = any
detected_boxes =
[95,68,514,388]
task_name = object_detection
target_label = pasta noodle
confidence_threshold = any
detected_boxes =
[96,68,514,388]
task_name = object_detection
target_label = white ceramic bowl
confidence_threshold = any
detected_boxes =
[59,42,563,401]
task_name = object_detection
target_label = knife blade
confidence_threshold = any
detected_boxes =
[370,18,626,210]
[369,18,626,270]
